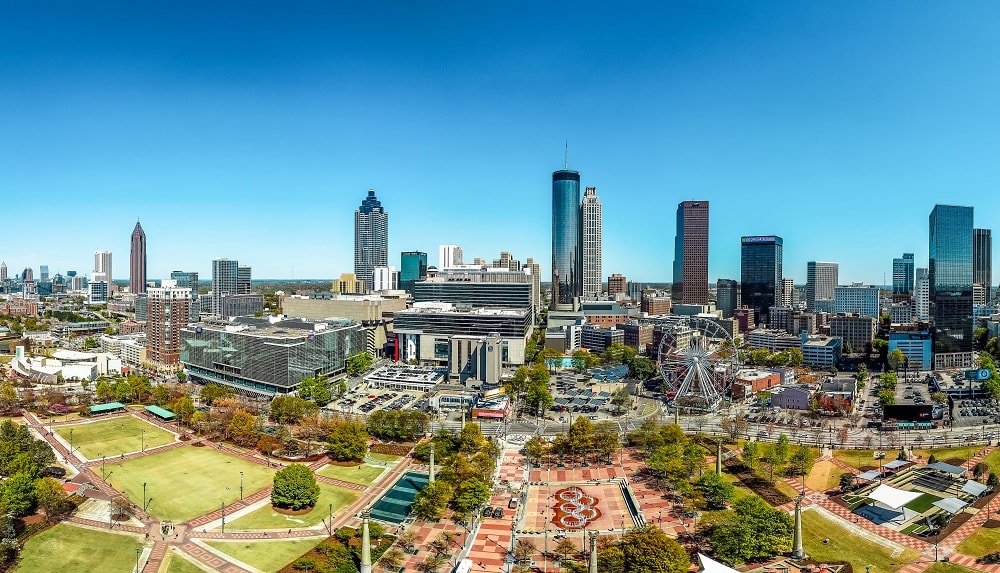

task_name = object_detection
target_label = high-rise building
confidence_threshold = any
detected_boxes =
[834,284,880,318]
[0,262,6,281]
[22,268,33,282]
[170,271,199,290]
[974,228,992,294]
[237,266,252,294]
[438,245,464,269]
[552,168,582,310]
[39,265,49,282]
[779,278,795,307]
[400,251,428,292]
[607,274,627,297]
[805,262,838,311]
[492,252,521,272]
[94,250,112,284]
[892,253,915,295]
[581,186,603,301]
[373,266,399,291]
[740,235,783,327]
[146,285,191,365]
[212,258,240,315]
[129,221,147,294]
[929,204,974,362]
[717,279,739,319]
[672,201,709,305]
[354,189,388,290]
[524,258,542,316]
[914,268,930,320]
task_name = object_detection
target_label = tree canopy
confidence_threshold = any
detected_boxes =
[272,463,320,510]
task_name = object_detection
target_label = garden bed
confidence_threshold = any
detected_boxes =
[370,443,412,457]
[723,458,793,507]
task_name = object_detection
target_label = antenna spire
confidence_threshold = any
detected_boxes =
[564,141,569,169]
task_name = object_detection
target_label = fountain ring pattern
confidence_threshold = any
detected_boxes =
[550,487,602,530]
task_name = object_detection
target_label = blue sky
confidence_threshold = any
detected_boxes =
[2,2,999,284]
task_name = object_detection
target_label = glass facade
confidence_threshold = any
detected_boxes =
[973,228,992,291]
[399,251,427,292]
[355,189,389,290]
[929,205,973,354]
[892,253,914,294]
[740,235,783,326]
[551,170,581,309]
[180,318,363,395]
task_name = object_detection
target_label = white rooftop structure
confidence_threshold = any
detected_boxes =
[698,554,740,573]
[962,480,989,497]
[883,459,909,470]
[933,497,968,514]
[867,484,922,509]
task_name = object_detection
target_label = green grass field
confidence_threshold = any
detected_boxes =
[911,445,978,465]
[904,493,943,513]
[14,523,141,573]
[368,452,401,463]
[109,446,275,522]
[224,482,360,530]
[55,416,175,459]
[204,539,320,572]
[164,552,208,573]
[318,463,385,485]
[978,449,1000,474]
[926,562,978,573]
[801,509,919,572]
[956,524,1000,558]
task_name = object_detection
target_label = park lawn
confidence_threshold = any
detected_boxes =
[318,463,385,485]
[911,445,978,464]
[110,446,275,522]
[926,563,978,573]
[956,525,1000,558]
[14,523,140,573]
[802,510,919,572]
[904,493,943,512]
[163,552,208,573]
[773,479,800,499]
[224,482,360,530]
[805,460,847,492]
[369,452,402,463]
[55,416,174,459]
[831,449,882,469]
[205,539,320,572]
[977,448,1000,474]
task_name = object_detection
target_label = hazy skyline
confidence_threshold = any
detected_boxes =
[3,2,1000,284]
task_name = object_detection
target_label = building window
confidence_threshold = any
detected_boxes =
[434,339,449,359]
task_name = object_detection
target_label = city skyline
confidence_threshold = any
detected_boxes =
[4,4,1000,283]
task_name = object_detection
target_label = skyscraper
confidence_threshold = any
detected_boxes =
[672,201,709,305]
[94,250,112,284]
[974,228,992,292]
[237,265,252,294]
[0,262,6,281]
[400,251,428,292]
[130,221,147,294]
[438,245,464,269]
[39,265,49,282]
[892,253,915,295]
[929,204,974,360]
[740,235,783,326]
[552,168,582,310]
[212,258,239,315]
[914,268,930,320]
[805,261,838,311]
[581,186,603,301]
[354,189,388,290]
[716,279,739,319]
[147,285,191,365]
[524,257,542,317]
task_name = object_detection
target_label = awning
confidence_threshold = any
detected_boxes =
[932,497,968,514]
[858,470,883,481]
[90,402,126,413]
[927,462,966,475]
[962,480,989,497]
[867,484,922,509]
[144,405,175,419]
[698,554,740,573]
[883,459,909,470]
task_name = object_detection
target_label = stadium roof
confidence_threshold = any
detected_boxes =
[867,484,922,509]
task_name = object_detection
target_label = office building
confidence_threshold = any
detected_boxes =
[170,271,198,290]
[834,284,880,318]
[974,228,992,296]
[354,189,389,290]
[211,258,239,315]
[580,324,624,353]
[39,265,49,282]
[888,332,932,371]
[394,303,532,365]
[181,317,363,396]
[413,269,534,313]
[524,258,541,316]
[672,200,709,304]
[373,266,399,292]
[581,186,603,301]
[0,262,6,281]
[552,167,582,310]
[716,279,739,319]
[94,250,112,284]
[779,278,795,307]
[218,293,265,318]
[491,251,521,272]
[146,285,191,366]
[237,266,252,294]
[88,279,109,304]
[281,293,407,356]
[914,268,930,320]
[135,293,148,323]
[439,245,464,269]
[641,295,671,315]
[399,251,428,292]
[740,235,783,326]
[607,274,627,297]
[929,204,974,364]
[892,253,914,295]
[805,261,838,311]
[331,273,366,295]
[829,313,877,353]
[130,221,147,294]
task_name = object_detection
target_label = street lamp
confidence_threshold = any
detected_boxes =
[135,547,141,573]
[69,428,74,456]
[142,482,147,513]
[220,500,225,534]
[240,472,244,501]
[141,429,145,452]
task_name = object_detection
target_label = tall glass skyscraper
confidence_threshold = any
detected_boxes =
[399,251,428,292]
[672,201,710,305]
[973,228,992,292]
[929,204,973,357]
[740,235,783,326]
[805,261,838,311]
[212,258,239,315]
[354,189,389,290]
[581,187,603,301]
[551,169,581,310]
[892,253,914,294]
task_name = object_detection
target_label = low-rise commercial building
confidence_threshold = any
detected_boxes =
[829,313,876,353]
[801,336,842,368]
[732,370,782,401]
[365,365,446,392]
[888,331,931,371]
[394,303,531,366]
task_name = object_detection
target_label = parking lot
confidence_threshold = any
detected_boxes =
[327,388,422,416]
[548,371,633,423]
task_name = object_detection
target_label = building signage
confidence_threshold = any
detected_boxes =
[965,369,992,381]
[741,235,777,244]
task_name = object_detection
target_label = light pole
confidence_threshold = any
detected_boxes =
[240,472,244,501]
[220,500,226,533]
[135,547,141,573]
[69,428,74,456]
[141,429,145,452]
[142,482,147,513]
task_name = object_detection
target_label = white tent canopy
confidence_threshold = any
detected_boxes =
[933,497,968,514]
[962,480,989,497]
[867,484,922,509]
[699,554,740,573]
[883,459,909,470]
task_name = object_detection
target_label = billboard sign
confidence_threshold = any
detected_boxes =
[965,369,992,381]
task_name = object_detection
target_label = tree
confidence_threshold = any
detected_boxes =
[975,327,990,351]
[228,410,260,447]
[554,537,579,562]
[931,392,948,405]
[270,395,319,425]
[200,383,235,405]
[326,421,369,462]
[272,463,320,510]
[741,440,759,470]
[974,462,990,481]
[411,480,453,521]
[888,348,906,372]
[878,389,896,406]
[0,381,18,415]
[720,415,749,442]
[525,379,554,416]
[611,387,632,415]
[629,356,656,381]
[454,477,492,514]
[696,472,735,510]
[346,351,374,376]
[170,395,195,425]
[83,337,98,349]
[1,473,37,517]
[880,372,898,390]
[787,347,803,368]
[839,472,855,492]
[592,422,621,463]
[708,495,793,563]
[524,435,549,464]
[619,525,690,573]
[176,371,187,383]
[35,477,73,521]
